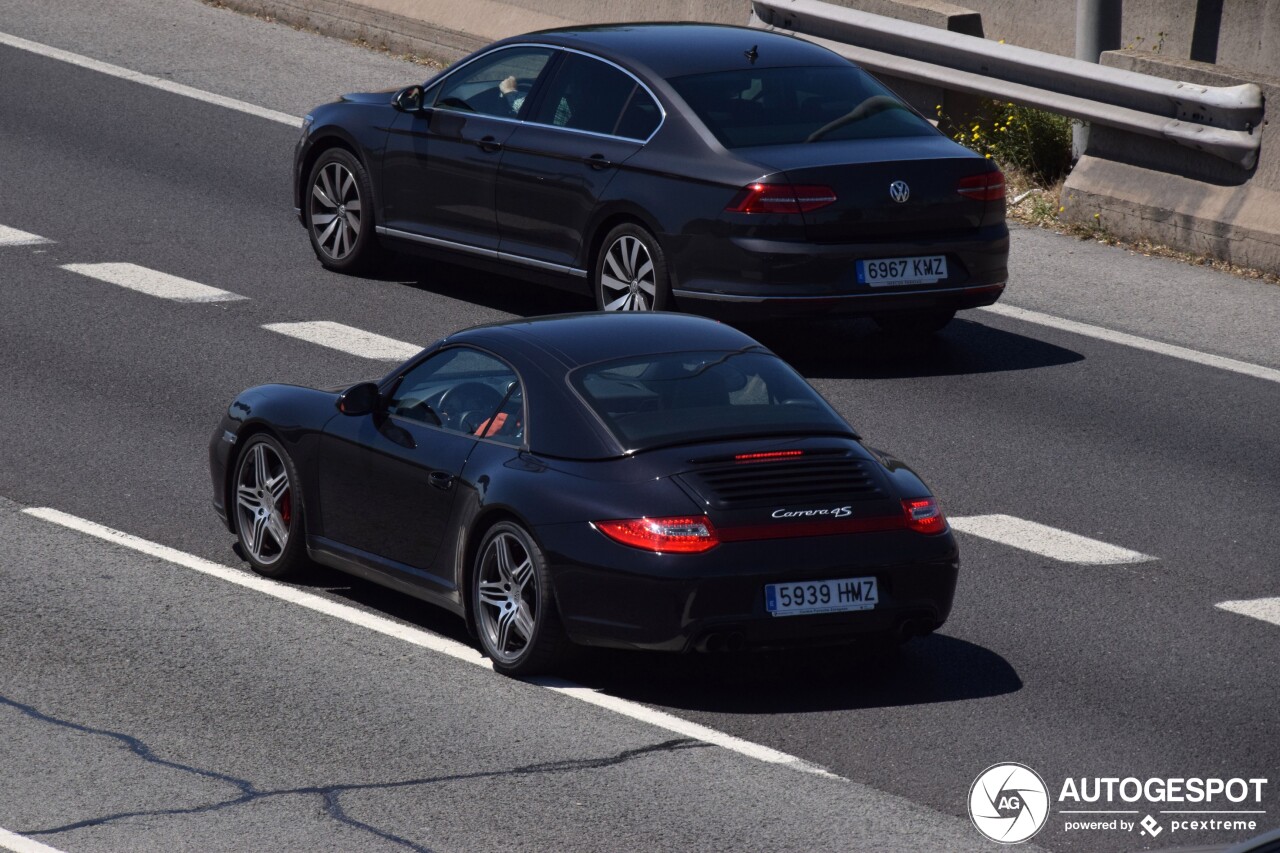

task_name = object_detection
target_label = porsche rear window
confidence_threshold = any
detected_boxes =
[570,350,850,449]
[668,66,935,148]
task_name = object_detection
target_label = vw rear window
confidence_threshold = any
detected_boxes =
[668,66,935,148]
[570,350,851,450]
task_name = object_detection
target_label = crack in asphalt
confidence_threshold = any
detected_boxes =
[3,694,704,850]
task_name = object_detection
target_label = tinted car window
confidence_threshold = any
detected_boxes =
[388,347,522,440]
[667,66,935,148]
[434,47,555,119]
[529,53,646,137]
[570,350,850,449]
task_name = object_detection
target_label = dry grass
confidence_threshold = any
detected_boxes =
[1004,167,1280,287]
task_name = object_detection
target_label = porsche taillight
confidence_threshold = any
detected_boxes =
[726,183,837,214]
[593,516,720,554]
[957,170,1005,202]
[902,497,947,534]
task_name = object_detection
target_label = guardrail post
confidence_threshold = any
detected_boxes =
[1073,0,1123,157]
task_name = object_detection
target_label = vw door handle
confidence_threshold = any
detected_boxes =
[585,154,612,170]
[477,136,503,153]
[428,471,455,490]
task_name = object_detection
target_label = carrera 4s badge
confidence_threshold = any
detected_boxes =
[771,506,854,519]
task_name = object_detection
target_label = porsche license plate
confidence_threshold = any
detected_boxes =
[857,255,947,287]
[765,576,878,617]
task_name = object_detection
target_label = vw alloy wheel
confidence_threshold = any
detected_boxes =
[599,234,657,311]
[310,161,362,262]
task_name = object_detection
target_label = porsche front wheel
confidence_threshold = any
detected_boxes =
[233,434,309,580]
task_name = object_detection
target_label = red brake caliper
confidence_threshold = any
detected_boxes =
[279,490,292,526]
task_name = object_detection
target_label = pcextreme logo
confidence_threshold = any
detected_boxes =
[969,763,1051,844]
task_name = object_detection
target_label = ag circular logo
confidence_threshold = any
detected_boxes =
[969,763,1050,844]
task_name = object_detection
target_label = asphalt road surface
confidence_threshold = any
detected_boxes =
[1,2,1277,851]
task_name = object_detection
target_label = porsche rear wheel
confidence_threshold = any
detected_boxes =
[473,521,571,676]
[233,434,309,579]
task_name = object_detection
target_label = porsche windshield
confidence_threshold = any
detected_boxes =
[667,65,936,148]
[570,350,851,449]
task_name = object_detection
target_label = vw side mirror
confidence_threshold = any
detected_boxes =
[393,85,425,112]
[337,381,381,416]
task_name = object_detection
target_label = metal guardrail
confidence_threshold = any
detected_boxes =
[750,0,1265,169]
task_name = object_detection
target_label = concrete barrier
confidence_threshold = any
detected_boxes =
[1063,51,1280,275]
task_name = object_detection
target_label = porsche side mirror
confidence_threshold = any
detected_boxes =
[337,381,381,416]
[393,85,425,112]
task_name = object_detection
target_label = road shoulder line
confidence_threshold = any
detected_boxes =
[981,303,1280,385]
[0,30,300,128]
[21,506,840,781]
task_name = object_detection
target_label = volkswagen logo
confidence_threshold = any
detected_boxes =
[889,180,910,203]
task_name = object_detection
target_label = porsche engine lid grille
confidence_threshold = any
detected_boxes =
[678,456,885,510]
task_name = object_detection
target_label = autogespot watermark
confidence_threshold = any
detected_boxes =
[968,765,1270,844]
[969,763,1051,844]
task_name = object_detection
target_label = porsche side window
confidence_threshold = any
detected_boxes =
[434,47,555,119]
[387,347,520,439]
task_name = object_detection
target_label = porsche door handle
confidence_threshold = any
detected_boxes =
[428,471,455,490]
[477,136,503,153]
[585,154,612,170]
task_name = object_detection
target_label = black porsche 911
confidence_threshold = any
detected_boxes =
[210,313,957,674]
[294,23,1008,332]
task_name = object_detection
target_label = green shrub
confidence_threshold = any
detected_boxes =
[939,100,1073,186]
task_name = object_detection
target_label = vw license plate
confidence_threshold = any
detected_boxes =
[765,576,878,617]
[857,255,947,287]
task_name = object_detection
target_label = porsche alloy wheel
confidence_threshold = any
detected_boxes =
[473,522,570,675]
[233,435,307,579]
[594,224,670,312]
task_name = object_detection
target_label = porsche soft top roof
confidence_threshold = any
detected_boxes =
[450,312,763,370]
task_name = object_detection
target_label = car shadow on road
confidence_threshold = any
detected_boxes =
[370,255,596,317]
[285,563,1019,714]
[566,634,1022,714]
[744,317,1085,380]
[367,257,1084,382]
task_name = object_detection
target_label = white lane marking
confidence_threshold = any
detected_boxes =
[949,514,1154,565]
[0,31,300,128]
[535,680,841,779]
[61,263,246,303]
[981,303,1280,385]
[0,827,68,853]
[22,508,839,780]
[264,321,422,361]
[0,225,52,247]
[1216,597,1280,628]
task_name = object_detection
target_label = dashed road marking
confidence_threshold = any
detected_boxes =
[0,826,67,853]
[1215,597,1280,628]
[0,225,52,247]
[263,321,422,361]
[61,263,246,303]
[949,514,1154,565]
[0,31,301,128]
[23,506,839,781]
[981,303,1280,386]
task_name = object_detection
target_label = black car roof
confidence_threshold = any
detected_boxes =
[500,23,845,79]
[450,312,763,369]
